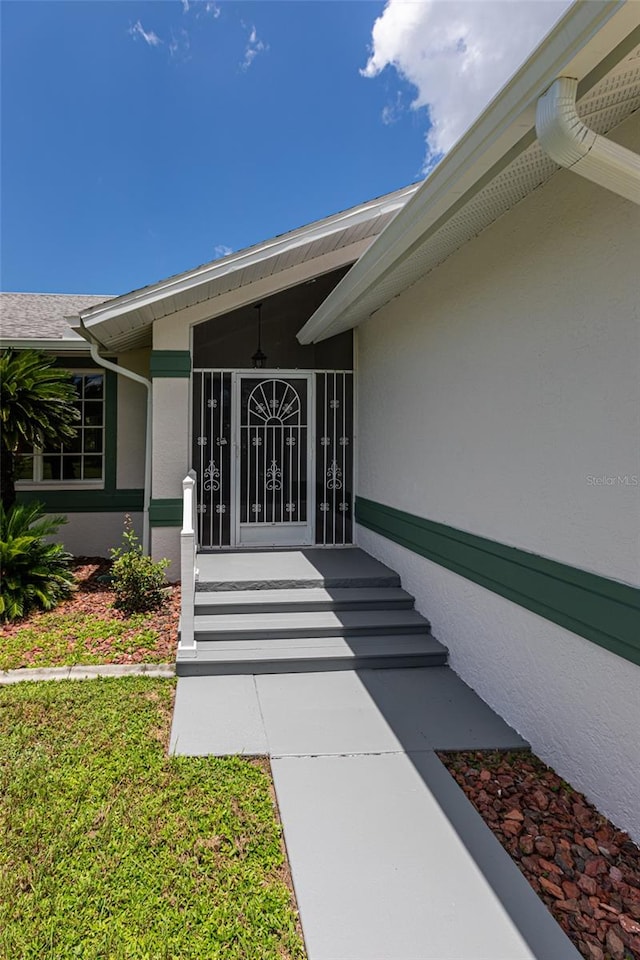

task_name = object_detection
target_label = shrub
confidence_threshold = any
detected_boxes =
[110,518,169,615]
[0,502,76,622]
[1,349,80,511]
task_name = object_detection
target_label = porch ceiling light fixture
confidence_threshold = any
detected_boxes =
[252,302,267,369]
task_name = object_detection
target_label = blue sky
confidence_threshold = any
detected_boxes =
[1,1,425,295]
[1,0,568,296]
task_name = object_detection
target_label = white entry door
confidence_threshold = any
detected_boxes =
[234,373,314,546]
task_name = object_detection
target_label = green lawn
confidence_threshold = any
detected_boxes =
[0,612,163,671]
[0,678,306,960]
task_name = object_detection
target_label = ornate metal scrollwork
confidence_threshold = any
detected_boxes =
[327,460,343,491]
[203,460,220,492]
[266,459,282,491]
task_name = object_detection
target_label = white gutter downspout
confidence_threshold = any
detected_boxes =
[77,318,153,555]
[536,77,640,204]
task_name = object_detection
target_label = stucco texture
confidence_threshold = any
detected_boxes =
[116,348,149,489]
[357,526,640,844]
[355,113,640,839]
[47,512,143,558]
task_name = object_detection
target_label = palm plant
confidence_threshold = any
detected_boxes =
[0,502,76,621]
[0,349,80,510]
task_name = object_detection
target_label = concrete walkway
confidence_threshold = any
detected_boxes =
[170,667,581,960]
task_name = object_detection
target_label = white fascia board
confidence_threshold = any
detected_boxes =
[0,337,91,353]
[78,184,419,335]
[298,0,634,344]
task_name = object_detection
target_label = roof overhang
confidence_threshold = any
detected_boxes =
[298,0,640,344]
[0,337,93,353]
[70,184,418,353]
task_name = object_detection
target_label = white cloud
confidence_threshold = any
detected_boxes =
[214,244,233,258]
[129,20,163,47]
[185,0,221,18]
[241,25,267,70]
[169,28,191,60]
[362,0,571,168]
[381,91,404,126]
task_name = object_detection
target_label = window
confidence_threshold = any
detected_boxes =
[15,371,105,484]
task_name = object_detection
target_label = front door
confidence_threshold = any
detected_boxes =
[235,373,313,546]
[193,368,353,548]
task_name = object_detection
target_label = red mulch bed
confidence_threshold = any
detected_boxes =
[0,557,180,666]
[439,750,640,960]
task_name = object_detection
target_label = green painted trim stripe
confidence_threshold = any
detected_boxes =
[355,497,640,668]
[17,490,144,513]
[149,498,183,526]
[150,351,191,378]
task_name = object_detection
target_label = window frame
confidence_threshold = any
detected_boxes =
[15,367,107,490]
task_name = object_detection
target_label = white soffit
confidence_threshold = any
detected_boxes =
[73,184,418,353]
[299,2,640,344]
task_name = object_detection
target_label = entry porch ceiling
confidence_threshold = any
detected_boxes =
[69,185,418,354]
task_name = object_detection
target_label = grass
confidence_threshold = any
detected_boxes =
[0,678,306,960]
[0,611,163,671]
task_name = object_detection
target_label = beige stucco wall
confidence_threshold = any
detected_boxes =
[151,527,181,581]
[151,378,191,500]
[47,512,143,557]
[116,348,149,489]
[355,113,640,839]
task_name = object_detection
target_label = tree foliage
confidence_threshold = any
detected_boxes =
[0,349,80,509]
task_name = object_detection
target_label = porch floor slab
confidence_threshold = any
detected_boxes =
[196,548,400,589]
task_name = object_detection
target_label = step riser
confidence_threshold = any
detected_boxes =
[182,550,445,676]
[176,652,447,676]
[196,576,401,592]
[195,599,414,616]
[193,624,431,643]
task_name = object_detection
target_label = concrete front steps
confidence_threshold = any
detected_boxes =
[176,549,448,676]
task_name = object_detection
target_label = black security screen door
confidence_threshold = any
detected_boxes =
[193,369,353,548]
[238,376,311,545]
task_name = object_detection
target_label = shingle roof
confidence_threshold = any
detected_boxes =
[0,292,113,341]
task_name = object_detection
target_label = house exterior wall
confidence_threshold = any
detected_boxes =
[148,320,191,576]
[355,114,640,840]
[17,350,149,557]
[53,511,143,557]
[116,348,149,490]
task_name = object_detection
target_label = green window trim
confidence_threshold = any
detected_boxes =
[150,351,191,378]
[16,363,142,515]
[355,497,640,668]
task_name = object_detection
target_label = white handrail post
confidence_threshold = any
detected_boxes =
[178,470,198,657]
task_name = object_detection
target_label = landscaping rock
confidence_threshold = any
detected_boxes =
[438,750,640,960]
[582,942,604,960]
[605,926,625,959]
[535,836,556,858]
[579,875,598,896]
[540,876,565,899]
